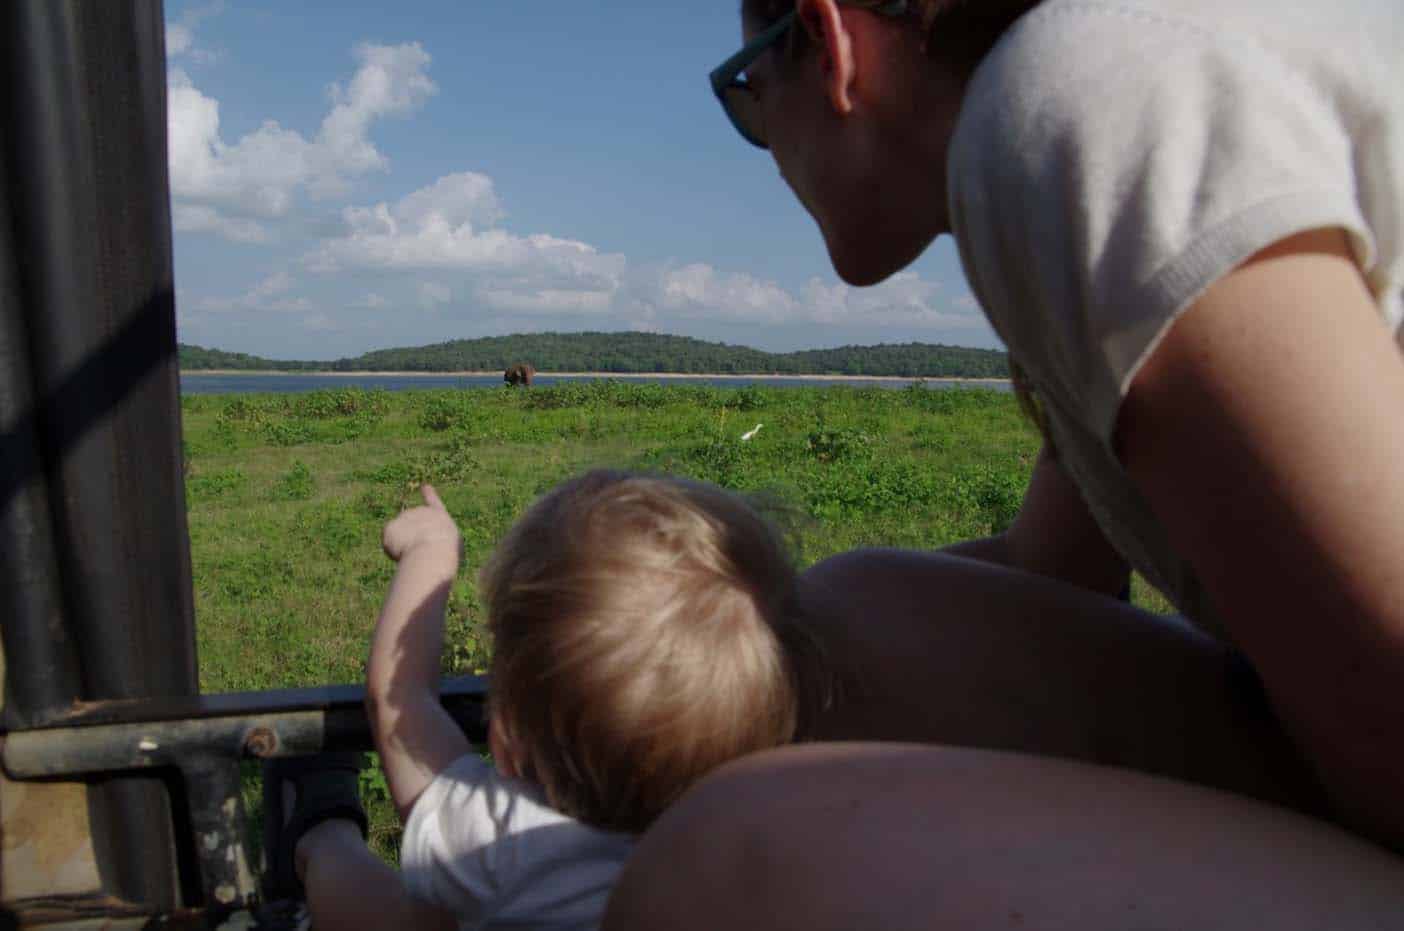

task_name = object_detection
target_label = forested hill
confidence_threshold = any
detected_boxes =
[179,332,1009,378]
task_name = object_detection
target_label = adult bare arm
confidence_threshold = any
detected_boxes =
[945,445,1131,598]
[1118,227,1404,849]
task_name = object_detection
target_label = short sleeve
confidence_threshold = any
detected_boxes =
[948,0,1374,443]
[400,754,501,923]
[400,754,633,929]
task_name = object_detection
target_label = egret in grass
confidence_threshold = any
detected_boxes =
[740,424,763,442]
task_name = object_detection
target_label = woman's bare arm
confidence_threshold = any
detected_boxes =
[1118,227,1404,848]
[945,446,1131,598]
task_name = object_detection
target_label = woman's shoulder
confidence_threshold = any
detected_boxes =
[955,0,1396,154]
[946,0,1402,444]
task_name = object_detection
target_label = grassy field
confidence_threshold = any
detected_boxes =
[182,380,1171,861]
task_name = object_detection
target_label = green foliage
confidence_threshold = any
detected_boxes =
[418,395,465,431]
[216,396,271,426]
[292,388,390,419]
[180,332,1009,378]
[264,419,314,447]
[806,426,874,463]
[443,591,491,677]
[358,754,391,803]
[187,468,246,500]
[948,462,1027,534]
[362,435,482,488]
[184,382,1048,870]
[276,461,315,501]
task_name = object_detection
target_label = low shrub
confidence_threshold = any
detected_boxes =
[275,461,314,501]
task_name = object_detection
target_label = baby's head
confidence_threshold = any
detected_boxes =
[479,469,800,833]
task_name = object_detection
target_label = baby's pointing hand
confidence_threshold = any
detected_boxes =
[382,484,463,563]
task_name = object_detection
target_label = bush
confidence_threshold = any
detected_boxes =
[362,436,482,488]
[216,396,272,427]
[293,388,390,419]
[806,426,873,463]
[523,381,598,410]
[263,420,314,447]
[187,468,246,500]
[723,385,767,411]
[418,396,463,432]
[947,462,1025,533]
[275,461,314,501]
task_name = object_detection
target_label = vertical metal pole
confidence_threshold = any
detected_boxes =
[1,0,196,910]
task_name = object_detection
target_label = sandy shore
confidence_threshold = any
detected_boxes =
[183,369,1009,383]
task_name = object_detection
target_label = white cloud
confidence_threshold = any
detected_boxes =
[315,44,438,187]
[644,264,799,324]
[306,173,626,314]
[473,287,614,315]
[166,1,223,64]
[610,265,981,331]
[299,171,978,335]
[419,282,452,308]
[167,24,194,57]
[197,271,311,313]
[351,293,389,309]
[167,43,437,241]
[801,272,987,328]
[172,203,269,243]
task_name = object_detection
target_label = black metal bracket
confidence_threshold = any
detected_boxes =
[2,676,489,910]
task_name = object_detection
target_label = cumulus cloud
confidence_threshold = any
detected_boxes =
[612,265,983,332]
[166,1,223,64]
[167,24,194,57]
[172,203,269,243]
[197,271,311,313]
[300,171,980,334]
[315,44,438,187]
[306,173,626,314]
[801,272,987,329]
[167,42,437,241]
[641,264,800,324]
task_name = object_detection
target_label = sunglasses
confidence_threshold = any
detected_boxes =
[709,0,911,149]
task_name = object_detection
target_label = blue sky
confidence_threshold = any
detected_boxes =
[167,0,998,359]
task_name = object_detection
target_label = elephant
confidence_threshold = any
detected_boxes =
[504,362,536,387]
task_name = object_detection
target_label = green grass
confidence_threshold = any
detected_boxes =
[183,381,1172,862]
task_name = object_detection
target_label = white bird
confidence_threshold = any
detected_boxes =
[740,423,763,442]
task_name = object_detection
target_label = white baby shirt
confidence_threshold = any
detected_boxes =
[401,753,634,930]
[947,0,1404,637]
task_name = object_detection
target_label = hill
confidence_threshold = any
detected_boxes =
[178,331,1009,379]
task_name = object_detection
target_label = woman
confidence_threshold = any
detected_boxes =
[605,0,1404,925]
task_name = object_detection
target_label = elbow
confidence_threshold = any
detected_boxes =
[364,684,391,742]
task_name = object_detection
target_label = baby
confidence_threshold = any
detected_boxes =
[366,469,808,926]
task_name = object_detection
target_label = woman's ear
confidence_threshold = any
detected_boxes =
[796,0,857,115]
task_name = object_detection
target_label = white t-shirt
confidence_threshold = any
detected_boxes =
[947,0,1404,638]
[401,753,634,931]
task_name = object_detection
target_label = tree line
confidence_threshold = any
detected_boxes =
[179,331,1009,378]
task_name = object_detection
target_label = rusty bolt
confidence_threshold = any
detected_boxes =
[243,727,278,758]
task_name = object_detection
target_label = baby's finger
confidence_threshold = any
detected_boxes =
[420,483,445,510]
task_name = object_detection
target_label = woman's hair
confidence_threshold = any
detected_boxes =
[480,469,806,833]
[742,0,1041,83]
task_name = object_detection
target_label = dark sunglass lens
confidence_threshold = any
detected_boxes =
[722,84,766,148]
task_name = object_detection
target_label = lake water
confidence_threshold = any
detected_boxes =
[181,372,1012,395]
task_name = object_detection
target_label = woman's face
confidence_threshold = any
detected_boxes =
[741,6,960,286]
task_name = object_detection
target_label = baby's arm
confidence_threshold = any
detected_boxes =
[366,484,473,823]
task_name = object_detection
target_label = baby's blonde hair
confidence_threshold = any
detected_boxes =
[480,470,801,833]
